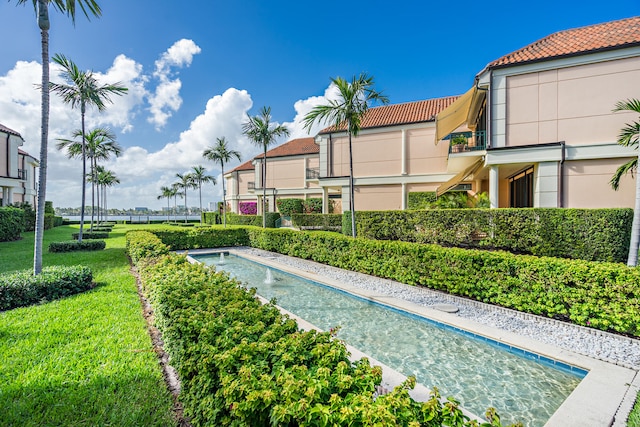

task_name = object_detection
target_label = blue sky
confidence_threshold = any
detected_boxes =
[0,0,637,209]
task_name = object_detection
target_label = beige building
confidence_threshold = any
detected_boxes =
[0,123,38,207]
[435,16,640,209]
[225,137,323,214]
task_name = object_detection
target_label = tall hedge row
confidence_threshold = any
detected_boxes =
[127,230,506,426]
[144,227,640,337]
[347,208,633,263]
[291,213,342,231]
[0,207,24,241]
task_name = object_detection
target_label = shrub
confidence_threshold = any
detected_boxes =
[239,201,257,215]
[0,207,24,241]
[302,198,323,213]
[125,231,171,264]
[0,265,93,311]
[276,198,303,216]
[128,231,505,427]
[11,202,36,232]
[352,208,633,263]
[202,211,221,225]
[408,191,437,209]
[49,240,106,253]
[44,201,55,215]
[226,212,280,228]
[72,232,109,240]
[292,213,342,231]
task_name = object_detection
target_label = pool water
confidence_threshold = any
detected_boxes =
[194,253,585,426]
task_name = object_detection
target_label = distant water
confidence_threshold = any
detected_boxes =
[61,215,202,222]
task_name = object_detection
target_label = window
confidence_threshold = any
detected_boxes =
[509,167,533,208]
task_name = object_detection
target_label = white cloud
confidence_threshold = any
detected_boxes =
[283,84,340,139]
[148,39,201,129]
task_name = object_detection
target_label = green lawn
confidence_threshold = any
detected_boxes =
[0,224,176,427]
[630,394,640,427]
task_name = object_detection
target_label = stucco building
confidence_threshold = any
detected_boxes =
[0,123,38,207]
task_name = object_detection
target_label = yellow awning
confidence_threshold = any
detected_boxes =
[436,158,484,197]
[435,87,476,143]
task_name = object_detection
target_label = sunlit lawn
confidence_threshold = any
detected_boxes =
[0,224,177,426]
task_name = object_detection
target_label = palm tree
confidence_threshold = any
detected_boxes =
[189,165,216,222]
[14,0,102,273]
[303,73,388,238]
[242,107,290,227]
[49,53,127,242]
[174,173,194,222]
[610,99,640,266]
[56,127,121,228]
[203,137,241,227]
[157,185,175,221]
[96,167,119,220]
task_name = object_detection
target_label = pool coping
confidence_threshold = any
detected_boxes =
[185,248,638,427]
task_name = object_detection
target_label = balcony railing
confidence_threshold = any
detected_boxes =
[247,181,255,190]
[306,167,320,179]
[18,169,27,180]
[447,131,486,154]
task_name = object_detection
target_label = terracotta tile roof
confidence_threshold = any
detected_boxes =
[0,123,23,138]
[488,16,640,68]
[262,137,318,158]
[227,159,255,174]
[318,96,459,134]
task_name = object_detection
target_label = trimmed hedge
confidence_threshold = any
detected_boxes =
[11,202,36,232]
[225,212,280,228]
[49,240,106,253]
[0,265,93,311]
[349,208,633,263]
[0,207,24,241]
[276,198,303,216]
[138,227,250,251]
[72,231,109,240]
[144,227,640,337]
[408,191,438,209]
[127,231,506,426]
[292,213,342,231]
[202,211,221,225]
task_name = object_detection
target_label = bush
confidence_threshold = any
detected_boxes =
[276,198,303,216]
[128,232,505,427]
[292,213,342,231]
[243,228,640,337]
[351,208,633,263]
[11,202,36,232]
[302,198,323,213]
[0,207,24,241]
[226,212,280,228]
[408,191,437,209]
[49,240,106,253]
[125,231,171,265]
[72,232,109,240]
[0,265,93,311]
[202,211,221,225]
[239,201,257,215]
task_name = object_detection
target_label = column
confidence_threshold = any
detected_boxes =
[322,187,329,214]
[489,165,499,208]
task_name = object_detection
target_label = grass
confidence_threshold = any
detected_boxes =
[630,392,640,427]
[0,224,176,426]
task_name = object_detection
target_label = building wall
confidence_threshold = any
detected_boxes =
[406,127,449,175]
[505,55,640,146]
[0,136,7,176]
[354,185,402,211]
[563,158,635,208]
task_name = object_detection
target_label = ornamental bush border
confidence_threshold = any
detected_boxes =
[126,230,508,426]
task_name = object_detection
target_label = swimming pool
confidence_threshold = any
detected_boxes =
[194,252,586,426]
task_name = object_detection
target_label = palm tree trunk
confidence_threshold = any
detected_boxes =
[78,107,87,243]
[628,147,640,266]
[348,128,356,238]
[184,190,188,223]
[33,0,50,275]
[262,149,267,228]
[222,164,227,228]
[167,198,170,221]
[90,158,95,230]
[198,181,203,223]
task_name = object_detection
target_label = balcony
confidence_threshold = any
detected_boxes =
[446,131,486,155]
[306,167,320,180]
[18,169,27,180]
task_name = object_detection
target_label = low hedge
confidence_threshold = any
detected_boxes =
[139,227,250,251]
[125,230,170,265]
[127,231,506,426]
[291,213,342,231]
[0,265,93,311]
[225,212,280,228]
[0,207,24,241]
[143,227,640,337]
[349,208,633,263]
[201,211,221,225]
[49,240,106,253]
[72,231,109,240]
